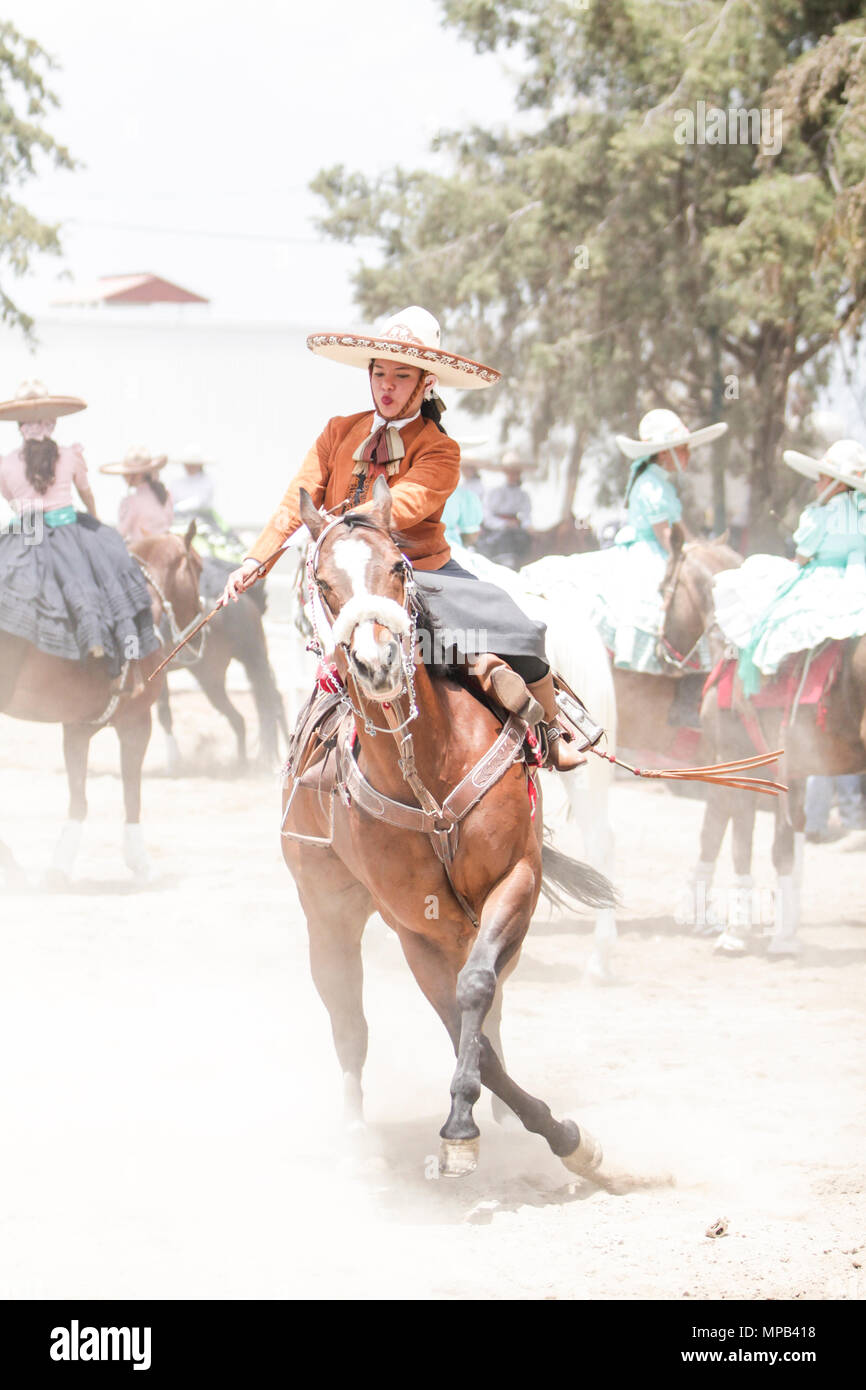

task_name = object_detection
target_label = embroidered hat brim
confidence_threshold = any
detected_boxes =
[784,449,866,494]
[0,395,87,423]
[100,455,169,477]
[306,331,501,391]
[615,422,727,461]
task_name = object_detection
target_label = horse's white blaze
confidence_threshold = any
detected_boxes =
[329,536,408,662]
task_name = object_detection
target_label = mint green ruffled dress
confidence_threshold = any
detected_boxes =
[713,491,866,695]
[523,461,708,673]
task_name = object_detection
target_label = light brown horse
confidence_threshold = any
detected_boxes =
[280,478,615,1178]
[611,529,742,759]
[0,529,202,884]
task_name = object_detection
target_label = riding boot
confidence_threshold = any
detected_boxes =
[471,653,544,724]
[525,672,587,772]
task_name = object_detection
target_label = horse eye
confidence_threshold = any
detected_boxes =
[391,560,405,577]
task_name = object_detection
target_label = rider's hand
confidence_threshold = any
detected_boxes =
[220,557,260,606]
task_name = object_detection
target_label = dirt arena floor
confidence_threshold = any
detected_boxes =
[1,685,864,1302]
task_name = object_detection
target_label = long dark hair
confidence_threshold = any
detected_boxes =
[142,473,169,506]
[23,438,59,496]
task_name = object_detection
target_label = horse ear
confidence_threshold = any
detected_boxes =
[183,519,197,551]
[368,474,393,531]
[713,528,730,546]
[299,488,326,540]
[670,521,685,557]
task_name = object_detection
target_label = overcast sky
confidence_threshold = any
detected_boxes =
[4,0,518,324]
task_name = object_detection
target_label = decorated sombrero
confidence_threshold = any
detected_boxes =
[0,379,86,423]
[307,306,500,391]
[616,408,727,461]
[784,438,866,495]
[100,445,168,477]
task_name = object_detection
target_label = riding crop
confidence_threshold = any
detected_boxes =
[146,542,287,683]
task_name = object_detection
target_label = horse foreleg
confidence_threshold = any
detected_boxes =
[769,786,800,956]
[296,869,373,1129]
[156,679,181,775]
[115,705,154,881]
[47,724,94,885]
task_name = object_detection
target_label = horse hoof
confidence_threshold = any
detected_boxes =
[561,1125,603,1177]
[439,1137,480,1178]
[714,930,747,956]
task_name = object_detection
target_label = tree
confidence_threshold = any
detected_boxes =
[312,0,866,537]
[0,19,76,336]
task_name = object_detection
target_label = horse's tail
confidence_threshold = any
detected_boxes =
[541,843,617,911]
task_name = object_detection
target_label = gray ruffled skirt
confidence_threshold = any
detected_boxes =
[0,513,159,675]
[414,557,548,680]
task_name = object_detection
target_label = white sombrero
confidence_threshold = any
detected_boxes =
[784,438,866,494]
[0,379,86,423]
[616,408,728,461]
[307,306,500,390]
[100,444,168,477]
[172,442,217,468]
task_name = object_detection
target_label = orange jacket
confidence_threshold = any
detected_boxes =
[248,412,460,573]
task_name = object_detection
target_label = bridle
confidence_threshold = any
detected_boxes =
[135,552,207,667]
[304,515,420,735]
[657,544,720,673]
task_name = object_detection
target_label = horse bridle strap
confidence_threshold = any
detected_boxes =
[339,710,526,847]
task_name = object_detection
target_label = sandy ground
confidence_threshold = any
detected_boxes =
[1,683,864,1303]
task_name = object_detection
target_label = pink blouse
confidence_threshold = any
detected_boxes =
[117,484,174,543]
[0,443,89,513]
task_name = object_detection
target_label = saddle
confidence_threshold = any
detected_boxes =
[281,679,533,925]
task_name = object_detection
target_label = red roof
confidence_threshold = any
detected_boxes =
[53,273,209,306]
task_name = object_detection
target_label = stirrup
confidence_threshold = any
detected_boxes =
[540,722,586,772]
[553,682,605,750]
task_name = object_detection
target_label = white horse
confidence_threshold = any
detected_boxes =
[451,545,619,979]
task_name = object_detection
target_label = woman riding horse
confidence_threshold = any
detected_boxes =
[524,408,727,675]
[713,438,866,695]
[101,445,174,543]
[0,381,159,692]
[222,306,584,770]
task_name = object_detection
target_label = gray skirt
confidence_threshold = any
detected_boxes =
[0,514,160,675]
[414,558,547,678]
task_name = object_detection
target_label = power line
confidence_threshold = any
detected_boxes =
[66,218,325,246]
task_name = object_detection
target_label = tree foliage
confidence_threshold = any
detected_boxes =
[0,20,76,336]
[313,0,866,534]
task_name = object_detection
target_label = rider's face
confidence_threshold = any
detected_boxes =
[370,359,425,420]
[658,445,690,473]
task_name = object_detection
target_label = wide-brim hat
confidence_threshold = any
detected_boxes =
[100,445,168,477]
[306,305,501,391]
[784,438,866,494]
[616,408,727,461]
[172,442,217,469]
[500,447,538,471]
[0,379,86,423]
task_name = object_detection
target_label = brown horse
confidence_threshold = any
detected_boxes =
[0,529,202,884]
[612,530,742,759]
[280,478,615,1178]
